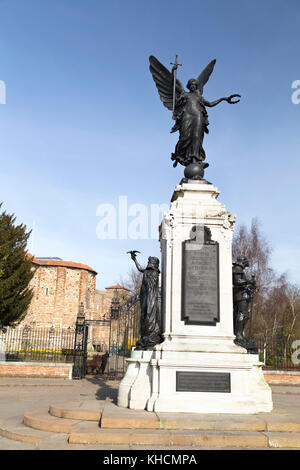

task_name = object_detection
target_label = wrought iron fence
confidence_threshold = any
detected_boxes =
[0,326,75,363]
[255,337,300,370]
[107,294,140,379]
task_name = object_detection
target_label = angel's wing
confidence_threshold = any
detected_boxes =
[149,55,185,111]
[197,59,216,94]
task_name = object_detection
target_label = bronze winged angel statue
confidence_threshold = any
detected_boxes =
[149,55,240,180]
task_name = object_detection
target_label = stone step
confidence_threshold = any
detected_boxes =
[0,415,59,446]
[49,400,105,421]
[30,399,300,433]
[68,427,268,448]
[266,432,300,449]
[104,402,267,431]
[100,401,160,429]
[3,411,300,449]
[99,401,300,433]
[23,408,81,433]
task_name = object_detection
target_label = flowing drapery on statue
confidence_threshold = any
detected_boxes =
[128,251,163,350]
[149,55,240,180]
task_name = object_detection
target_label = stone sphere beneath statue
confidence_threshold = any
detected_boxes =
[184,162,208,180]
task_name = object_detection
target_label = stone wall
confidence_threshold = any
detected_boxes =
[87,285,130,352]
[0,362,73,379]
[263,371,300,385]
[93,286,130,320]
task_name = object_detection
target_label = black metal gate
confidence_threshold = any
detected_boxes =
[72,294,140,379]
[72,304,89,379]
[107,294,140,378]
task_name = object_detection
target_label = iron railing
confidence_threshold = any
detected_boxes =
[255,337,300,370]
[0,326,75,363]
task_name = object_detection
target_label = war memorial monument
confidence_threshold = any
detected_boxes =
[118,56,273,414]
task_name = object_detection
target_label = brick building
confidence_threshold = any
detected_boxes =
[23,256,98,329]
[21,256,130,352]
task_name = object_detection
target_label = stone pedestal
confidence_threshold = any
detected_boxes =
[118,350,154,410]
[118,180,273,414]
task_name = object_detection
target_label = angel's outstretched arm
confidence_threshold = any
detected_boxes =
[203,97,227,108]
[203,94,241,107]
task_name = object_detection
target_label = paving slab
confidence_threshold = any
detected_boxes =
[272,385,300,395]
[0,378,74,387]
[0,415,50,446]
[0,434,36,450]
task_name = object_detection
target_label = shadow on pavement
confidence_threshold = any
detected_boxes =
[84,375,120,403]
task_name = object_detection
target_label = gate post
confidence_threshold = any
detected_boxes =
[72,303,88,379]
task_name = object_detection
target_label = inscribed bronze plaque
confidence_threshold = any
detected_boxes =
[181,226,220,325]
[176,371,231,393]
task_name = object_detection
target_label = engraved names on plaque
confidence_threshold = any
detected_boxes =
[182,225,220,325]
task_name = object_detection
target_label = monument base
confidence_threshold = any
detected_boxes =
[118,344,273,414]
[117,179,273,414]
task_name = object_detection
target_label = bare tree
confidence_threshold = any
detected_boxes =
[233,218,274,291]
[119,266,143,296]
[284,284,300,345]
[259,275,288,343]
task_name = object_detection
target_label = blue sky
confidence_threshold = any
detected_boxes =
[0,0,300,289]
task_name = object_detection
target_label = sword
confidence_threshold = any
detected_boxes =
[170,55,182,115]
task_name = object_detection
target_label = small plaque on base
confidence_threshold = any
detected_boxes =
[176,371,231,393]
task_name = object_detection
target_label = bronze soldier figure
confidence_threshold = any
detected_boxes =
[233,255,258,353]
